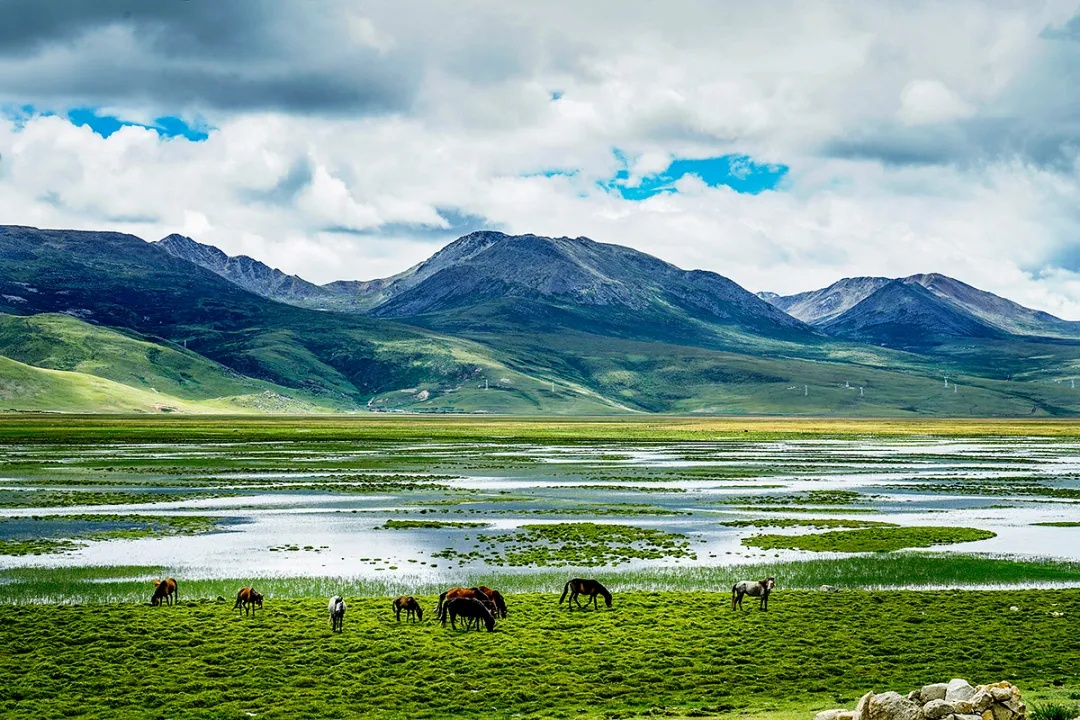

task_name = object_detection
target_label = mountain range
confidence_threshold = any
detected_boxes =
[3,223,1080,416]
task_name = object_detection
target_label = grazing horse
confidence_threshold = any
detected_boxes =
[151,577,178,606]
[731,577,776,611]
[436,587,495,621]
[234,587,263,616]
[329,595,346,632]
[559,578,612,611]
[393,595,423,622]
[442,597,495,632]
[476,586,507,619]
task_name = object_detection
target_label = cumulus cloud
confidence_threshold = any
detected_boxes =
[2,1,1080,316]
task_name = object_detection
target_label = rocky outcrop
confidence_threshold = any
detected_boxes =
[814,681,1026,720]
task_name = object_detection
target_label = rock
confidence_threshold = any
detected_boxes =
[856,691,876,720]
[990,686,1015,702]
[946,680,976,703]
[867,692,922,720]
[820,584,840,592]
[992,704,1015,720]
[971,691,994,713]
[909,691,922,702]
[922,684,950,703]
[1009,606,1019,612]
[816,710,847,720]
[954,714,983,720]
[951,701,974,715]
[925,699,954,719]
[838,713,858,720]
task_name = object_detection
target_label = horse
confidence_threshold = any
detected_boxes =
[436,587,495,621]
[393,595,423,622]
[731,577,776,611]
[476,586,507,619]
[329,595,346,632]
[559,578,612,611]
[234,587,263,616]
[151,577,178,606]
[442,597,495,632]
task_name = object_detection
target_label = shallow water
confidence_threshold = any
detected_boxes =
[1,437,1078,578]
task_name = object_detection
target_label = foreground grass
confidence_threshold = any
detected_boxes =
[0,590,1076,719]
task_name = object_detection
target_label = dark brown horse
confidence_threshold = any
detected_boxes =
[393,595,424,622]
[559,578,612,611]
[442,597,495,632]
[436,587,495,620]
[731,577,776,611]
[476,586,507,619]
[234,587,263,616]
[151,577,178,606]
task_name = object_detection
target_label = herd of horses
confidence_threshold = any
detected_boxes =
[148,575,778,630]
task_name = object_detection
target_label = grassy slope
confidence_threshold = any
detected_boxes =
[0,312,342,406]
[0,590,1075,719]
[0,355,227,413]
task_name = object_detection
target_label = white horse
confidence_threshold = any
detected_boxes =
[329,595,346,632]
[731,577,776,611]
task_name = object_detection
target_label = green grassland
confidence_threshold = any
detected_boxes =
[0,590,1076,719]
[3,414,1080,444]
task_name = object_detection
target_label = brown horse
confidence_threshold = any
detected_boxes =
[442,597,495,632]
[234,587,263,616]
[476,586,508,619]
[731,577,776,611]
[151,577,178,606]
[436,587,495,620]
[560,578,611,611]
[393,595,424,622]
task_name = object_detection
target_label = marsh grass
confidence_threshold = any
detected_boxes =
[744,527,997,553]
[3,554,1080,605]
[1030,702,1080,720]
[0,589,1077,719]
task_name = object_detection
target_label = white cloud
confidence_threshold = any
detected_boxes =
[898,80,976,126]
[2,1,1080,317]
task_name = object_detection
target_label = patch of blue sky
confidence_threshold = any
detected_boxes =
[601,152,788,199]
[66,108,210,141]
[2,105,210,141]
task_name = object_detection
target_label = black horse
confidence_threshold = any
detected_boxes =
[442,597,495,632]
[559,578,612,611]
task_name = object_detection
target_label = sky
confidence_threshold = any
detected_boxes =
[2,1,1080,317]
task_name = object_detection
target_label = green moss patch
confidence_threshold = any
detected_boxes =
[0,514,232,556]
[380,519,489,529]
[743,526,997,553]
[433,522,696,567]
[721,518,896,530]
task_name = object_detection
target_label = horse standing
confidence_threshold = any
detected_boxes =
[442,597,495,632]
[731,577,776,611]
[393,595,423,622]
[234,587,263,616]
[329,595,346,632]
[436,587,495,621]
[476,586,507,619]
[151,577,178,606]
[559,578,612,611]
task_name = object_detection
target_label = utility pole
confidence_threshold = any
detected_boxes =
[804,385,808,397]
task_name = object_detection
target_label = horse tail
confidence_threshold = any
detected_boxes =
[436,591,447,619]
[559,580,571,605]
[731,584,738,610]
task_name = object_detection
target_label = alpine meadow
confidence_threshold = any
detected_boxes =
[2,2,1080,720]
